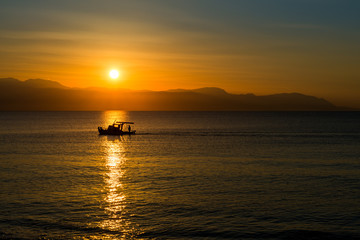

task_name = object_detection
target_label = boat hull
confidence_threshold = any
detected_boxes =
[98,127,136,135]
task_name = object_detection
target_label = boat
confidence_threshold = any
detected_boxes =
[98,121,136,135]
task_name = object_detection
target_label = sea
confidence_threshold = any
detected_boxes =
[0,111,359,240]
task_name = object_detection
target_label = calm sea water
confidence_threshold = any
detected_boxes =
[0,111,359,239]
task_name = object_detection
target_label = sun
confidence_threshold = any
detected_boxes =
[109,69,120,80]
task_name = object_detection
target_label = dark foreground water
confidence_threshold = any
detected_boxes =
[0,111,359,239]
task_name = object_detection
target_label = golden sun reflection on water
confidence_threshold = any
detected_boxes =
[102,111,129,127]
[96,110,139,238]
[99,136,133,237]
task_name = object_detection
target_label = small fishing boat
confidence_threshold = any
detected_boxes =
[98,121,136,135]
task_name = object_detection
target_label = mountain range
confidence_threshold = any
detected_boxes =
[0,78,350,111]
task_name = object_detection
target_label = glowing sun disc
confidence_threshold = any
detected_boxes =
[109,69,120,79]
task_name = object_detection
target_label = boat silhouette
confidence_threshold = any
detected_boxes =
[98,121,136,135]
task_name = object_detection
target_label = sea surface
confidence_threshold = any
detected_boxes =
[0,111,359,239]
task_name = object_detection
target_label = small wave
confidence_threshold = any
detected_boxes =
[139,228,360,239]
[136,131,360,139]
[0,218,125,239]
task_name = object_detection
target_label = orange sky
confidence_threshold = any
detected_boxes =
[1,0,359,108]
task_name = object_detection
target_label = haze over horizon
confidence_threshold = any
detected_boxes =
[1,0,359,108]
[0,77,351,111]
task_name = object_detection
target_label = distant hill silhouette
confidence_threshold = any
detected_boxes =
[0,78,350,111]
[0,78,68,89]
[23,79,68,89]
[168,87,228,95]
